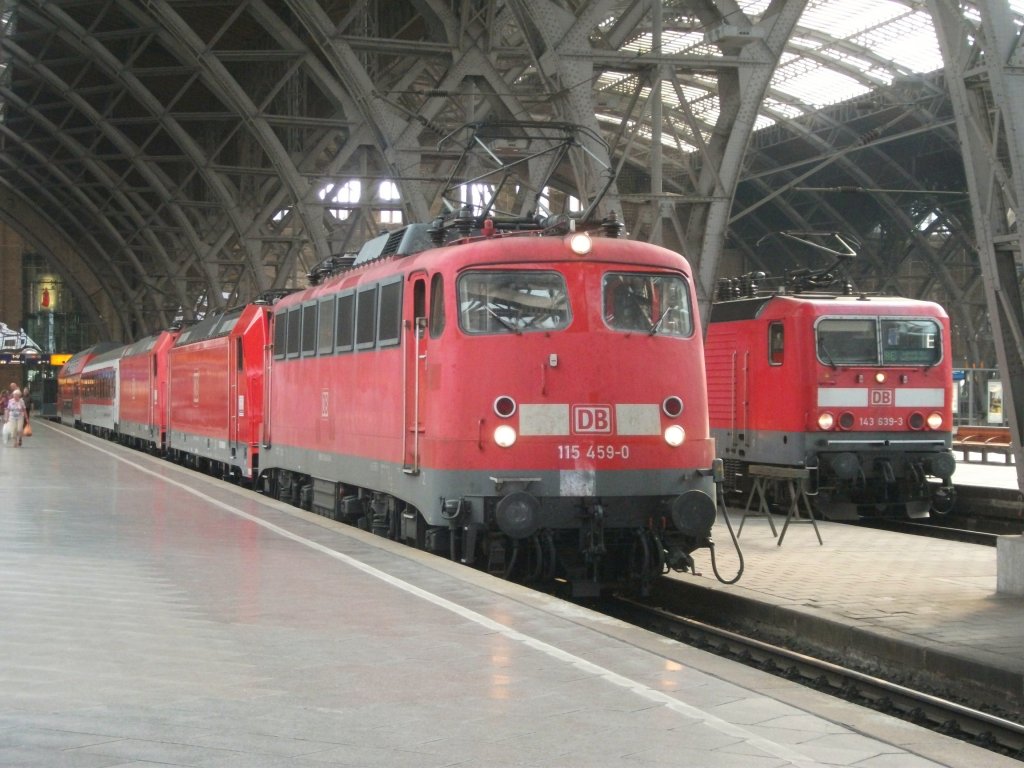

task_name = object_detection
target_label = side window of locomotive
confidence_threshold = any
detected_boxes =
[335,292,355,353]
[603,272,693,337]
[458,270,570,334]
[880,318,941,365]
[356,285,378,349]
[286,306,302,358]
[301,303,318,357]
[429,273,446,338]
[816,318,878,365]
[378,280,402,348]
[317,297,335,355]
[273,311,287,360]
[768,322,784,366]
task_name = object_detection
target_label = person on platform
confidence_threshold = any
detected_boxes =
[5,389,27,447]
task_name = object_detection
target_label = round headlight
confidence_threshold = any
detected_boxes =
[664,424,685,447]
[568,232,592,255]
[909,412,925,430]
[875,372,886,383]
[927,412,943,430]
[494,425,517,447]
[818,412,835,430]
[493,395,517,418]
[662,396,684,418]
[838,412,854,430]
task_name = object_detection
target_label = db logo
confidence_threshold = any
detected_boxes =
[573,405,613,434]
[871,389,894,406]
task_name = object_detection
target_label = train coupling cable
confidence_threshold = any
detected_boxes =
[709,479,744,585]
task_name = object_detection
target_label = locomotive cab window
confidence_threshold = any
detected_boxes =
[768,322,784,365]
[429,273,445,338]
[816,318,877,365]
[817,317,942,367]
[603,272,693,336]
[458,270,570,334]
[881,318,941,365]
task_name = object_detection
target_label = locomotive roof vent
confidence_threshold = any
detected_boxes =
[353,223,436,266]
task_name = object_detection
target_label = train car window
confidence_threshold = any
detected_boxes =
[458,270,570,334]
[273,311,287,359]
[429,273,445,338]
[356,285,378,348]
[335,292,355,352]
[301,303,318,357]
[880,318,941,365]
[816,318,878,365]
[286,306,302,358]
[318,297,335,355]
[769,322,784,366]
[603,272,692,336]
[378,280,402,347]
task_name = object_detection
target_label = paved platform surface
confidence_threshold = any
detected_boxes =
[669,460,1024,717]
[1,422,1017,767]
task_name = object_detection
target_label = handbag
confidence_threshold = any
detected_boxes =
[23,422,32,437]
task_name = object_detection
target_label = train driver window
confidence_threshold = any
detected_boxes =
[603,272,693,336]
[429,273,445,338]
[768,322,784,365]
[880,318,941,365]
[816,318,878,365]
[458,271,570,334]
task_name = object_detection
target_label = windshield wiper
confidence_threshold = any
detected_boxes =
[818,339,838,369]
[649,307,672,335]
[486,306,521,334]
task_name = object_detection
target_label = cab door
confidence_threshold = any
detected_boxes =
[404,273,428,473]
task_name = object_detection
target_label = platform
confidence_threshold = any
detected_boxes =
[671,461,1024,719]
[0,423,1018,768]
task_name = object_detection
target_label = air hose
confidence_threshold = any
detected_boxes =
[709,479,744,584]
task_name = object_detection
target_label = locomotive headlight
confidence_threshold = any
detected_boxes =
[494,424,517,448]
[817,412,835,430]
[567,232,592,255]
[875,372,886,383]
[927,412,943,430]
[664,424,686,447]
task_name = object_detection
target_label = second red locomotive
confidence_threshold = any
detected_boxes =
[705,270,956,520]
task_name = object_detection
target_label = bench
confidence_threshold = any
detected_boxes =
[952,426,1015,465]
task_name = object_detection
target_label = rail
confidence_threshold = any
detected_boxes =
[952,426,1015,465]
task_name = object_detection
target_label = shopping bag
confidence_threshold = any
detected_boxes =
[23,422,32,437]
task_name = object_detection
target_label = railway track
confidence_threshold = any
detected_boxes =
[853,518,1000,546]
[606,595,1024,760]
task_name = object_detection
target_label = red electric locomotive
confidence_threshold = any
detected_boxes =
[57,341,122,426]
[166,303,272,481]
[705,266,956,519]
[118,329,180,452]
[260,217,719,595]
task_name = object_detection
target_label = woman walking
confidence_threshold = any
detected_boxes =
[5,389,27,447]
